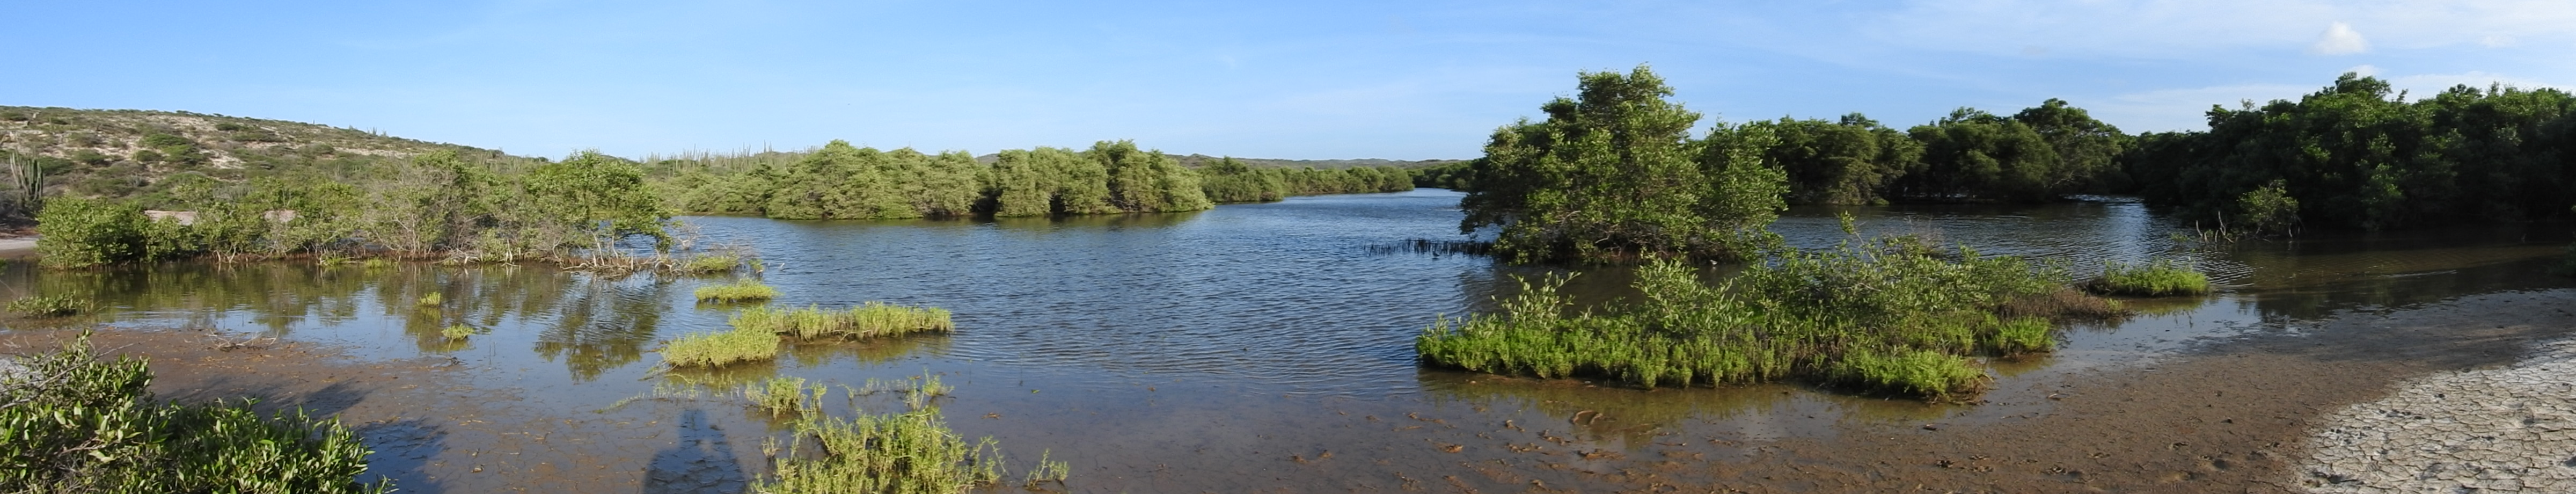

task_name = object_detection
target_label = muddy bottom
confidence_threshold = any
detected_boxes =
[6,288,2570,493]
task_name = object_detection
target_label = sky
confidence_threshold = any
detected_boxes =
[4,1,2572,161]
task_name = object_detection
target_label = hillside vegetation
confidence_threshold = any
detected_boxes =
[0,106,540,209]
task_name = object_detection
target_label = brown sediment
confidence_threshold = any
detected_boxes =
[1600,289,2576,493]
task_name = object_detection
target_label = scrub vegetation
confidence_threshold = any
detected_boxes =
[1418,235,2118,401]
[661,324,785,369]
[0,337,389,493]
[6,295,85,317]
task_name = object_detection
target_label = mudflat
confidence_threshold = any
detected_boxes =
[8,289,2570,493]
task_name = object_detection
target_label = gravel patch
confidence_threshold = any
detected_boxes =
[2301,338,2576,493]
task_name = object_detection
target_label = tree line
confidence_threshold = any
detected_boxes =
[655,140,1414,219]
[1460,67,2576,264]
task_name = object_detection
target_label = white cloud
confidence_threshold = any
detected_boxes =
[2310,21,2369,55]
[2346,64,2381,77]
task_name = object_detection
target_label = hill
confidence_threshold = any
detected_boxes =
[0,106,537,208]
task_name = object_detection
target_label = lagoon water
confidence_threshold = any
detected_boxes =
[4,189,2569,492]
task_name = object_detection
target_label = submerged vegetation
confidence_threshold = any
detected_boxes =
[0,337,388,493]
[6,295,85,317]
[2086,259,2213,297]
[1417,235,2119,400]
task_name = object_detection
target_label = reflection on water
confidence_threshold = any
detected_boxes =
[0,189,2568,492]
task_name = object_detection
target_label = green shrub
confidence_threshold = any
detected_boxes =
[1418,235,2109,400]
[440,324,477,341]
[35,197,148,268]
[7,295,86,317]
[416,292,442,307]
[752,376,1064,493]
[661,326,782,368]
[2085,259,2212,296]
[693,278,779,303]
[0,337,389,493]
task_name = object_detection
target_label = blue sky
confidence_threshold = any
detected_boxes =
[5,1,2571,160]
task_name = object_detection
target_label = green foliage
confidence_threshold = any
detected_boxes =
[0,337,389,493]
[6,295,86,317]
[2087,259,2213,296]
[2127,74,2576,229]
[694,278,781,302]
[2236,179,2300,236]
[1092,140,1214,213]
[731,303,953,340]
[755,405,1005,494]
[1460,65,1788,264]
[415,292,442,307]
[1417,235,2107,400]
[678,253,742,274]
[1762,113,1923,205]
[35,197,149,268]
[1198,157,1418,204]
[440,324,479,341]
[661,325,784,368]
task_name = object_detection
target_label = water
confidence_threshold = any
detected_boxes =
[2,189,2568,492]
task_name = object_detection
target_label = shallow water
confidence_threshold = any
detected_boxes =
[2,189,2568,492]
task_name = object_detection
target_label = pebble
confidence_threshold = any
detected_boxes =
[2301,338,2576,493]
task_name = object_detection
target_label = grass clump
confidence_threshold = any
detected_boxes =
[0,337,389,493]
[7,295,86,317]
[678,253,742,274]
[2085,259,2212,296]
[1417,235,2113,401]
[662,326,783,368]
[416,292,443,307]
[733,303,953,340]
[694,278,780,303]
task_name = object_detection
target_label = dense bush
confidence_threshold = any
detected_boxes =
[663,140,1223,219]
[0,338,387,493]
[1459,65,1788,264]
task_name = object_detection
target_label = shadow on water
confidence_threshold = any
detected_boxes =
[642,409,749,494]
[356,418,449,494]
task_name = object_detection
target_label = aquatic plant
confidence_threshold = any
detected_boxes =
[661,326,784,368]
[694,278,780,303]
[1418,235,2114,400]
[6,295,86,317]
[440,324,477,342]
[2085,259,2212,296]
[679,253,742,274]
[733,303,952,340]
[752,376,1062,494]
[742,376,828,417]
[415,292,442,307]
[0,337,389,493]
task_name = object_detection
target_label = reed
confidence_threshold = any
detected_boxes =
[1417,235,2114,401]
[732,303,952,340]
[661,326,782,368]
[2085,259,2212,296]
[693,278,780,303]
